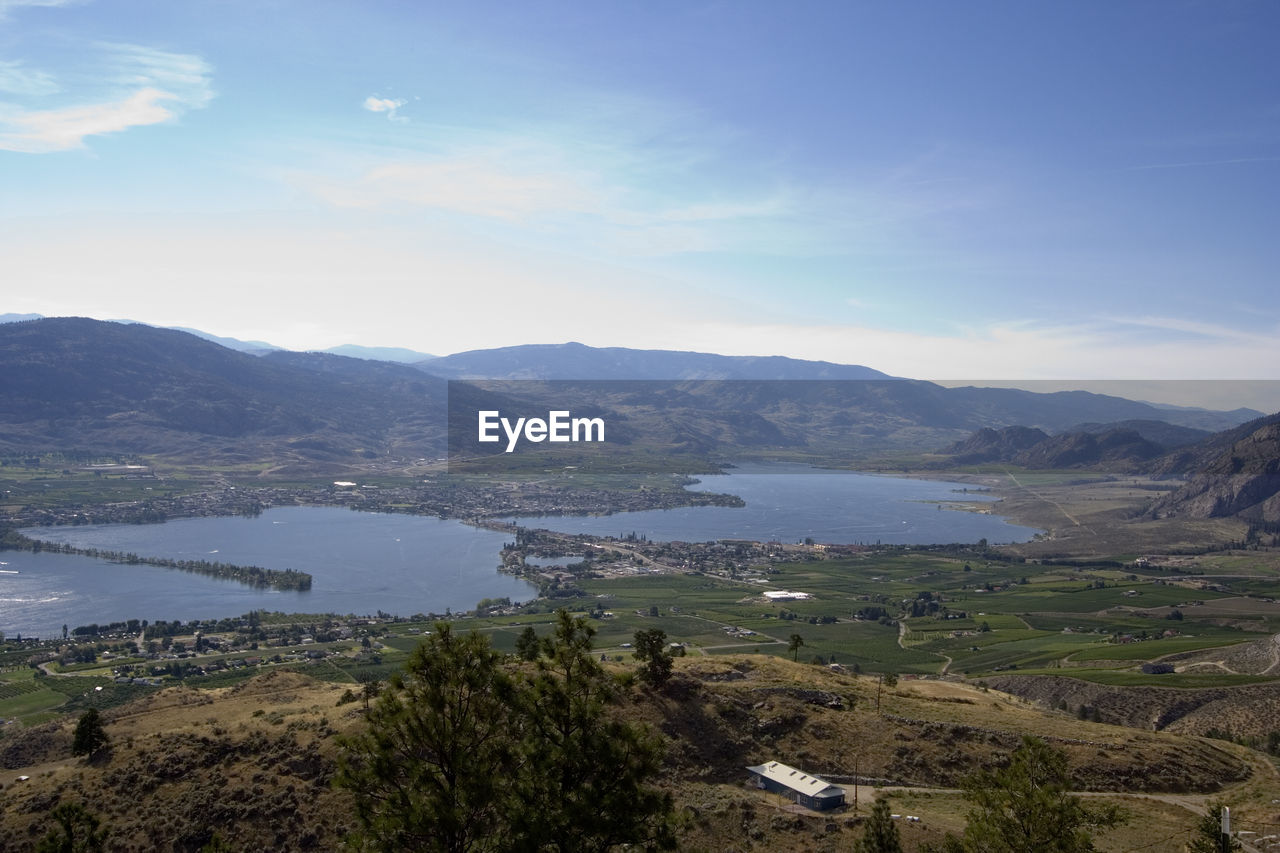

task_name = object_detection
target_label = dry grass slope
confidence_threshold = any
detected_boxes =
[0,660,1275,852]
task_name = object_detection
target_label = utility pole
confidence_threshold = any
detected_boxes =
[853,755,859,813]
[1220,806,1230,853]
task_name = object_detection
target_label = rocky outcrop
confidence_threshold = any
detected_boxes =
[941,425,1166,472]
[1149,420,1280,522]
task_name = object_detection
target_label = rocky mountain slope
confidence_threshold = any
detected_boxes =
[1148,416,1280,522]
[941,424,1174,472]
[981,672,1280,741]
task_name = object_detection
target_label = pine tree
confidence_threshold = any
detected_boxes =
[515,625,541,661]
[513,610,675,851]
[36,802,108,853]
[71,708,108,759]
[633,627,674,687]
[858,798,903,853]
[338,611,674,853]
[336,624,517,853]
[936,736,1126,853]
[788,633,805,661]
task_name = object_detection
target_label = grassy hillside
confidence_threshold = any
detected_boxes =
[1,657,1275,852]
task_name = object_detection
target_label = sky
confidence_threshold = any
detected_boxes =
[2,0,1279,407]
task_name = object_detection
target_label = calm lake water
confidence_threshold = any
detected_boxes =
[5,507,532,640]
[3,468,1038,639]
[503,465,1041,545]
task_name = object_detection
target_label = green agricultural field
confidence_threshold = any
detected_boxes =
[1066,633,1252,662]
[1002,668,1277,688]
[0,670,68,721]
[1019,612,1155,633]
[944,631,1105,675]
[724,616,942,671]
[979,581,1229,613]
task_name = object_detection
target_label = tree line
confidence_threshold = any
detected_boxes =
[0,527,312,590]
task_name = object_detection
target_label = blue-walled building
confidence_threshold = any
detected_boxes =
[746,761,846,811]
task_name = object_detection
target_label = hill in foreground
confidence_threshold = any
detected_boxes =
[1,658,1272,852]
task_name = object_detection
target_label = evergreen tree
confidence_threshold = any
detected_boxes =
[337,624,517,853]
[632,628,674,688]
[857,798,903,853]
[788,633,805,661]
[36,802,108,853]
[338,611,674,853]
[71,708,108,759]
[935,736,1125,853]
[514,610,675,852]
[515,625,541,661]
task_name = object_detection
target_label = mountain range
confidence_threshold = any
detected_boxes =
[0,317,1269,481]
[419,341,892,381]
[0,313,435,363]
[939,420,1211,473]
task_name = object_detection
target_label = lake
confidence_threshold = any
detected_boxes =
[503,465,1040,545]
[4,467,1038,639]
[5,507,532,640]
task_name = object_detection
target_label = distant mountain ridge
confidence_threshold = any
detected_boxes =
[325,344,436,362]
[0,314,433,363]
[418,341,895,381]
[0,317,1266,472]
[0,317,446,472]
[941,420,1214,472]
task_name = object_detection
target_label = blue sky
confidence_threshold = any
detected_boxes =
[2,0,1279,396]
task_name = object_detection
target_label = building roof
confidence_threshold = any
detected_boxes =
[746,761,843,798]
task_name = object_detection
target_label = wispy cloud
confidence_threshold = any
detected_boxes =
[0,44,212,153]
[100,43,213,107]
[1102,314,1279,346]
[363,95,406,122]
[659,317,1280,385]
[304,156,600,220]
[0,0,78,19]
[0,60,60,96]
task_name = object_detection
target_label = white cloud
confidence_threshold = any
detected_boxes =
[0,44,213,153]
[0,87,178,152]
[363,95,406,121]
[0,60,60,96]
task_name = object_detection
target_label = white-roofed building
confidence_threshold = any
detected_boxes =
[762,590,812,601]
[746,760,845,811]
